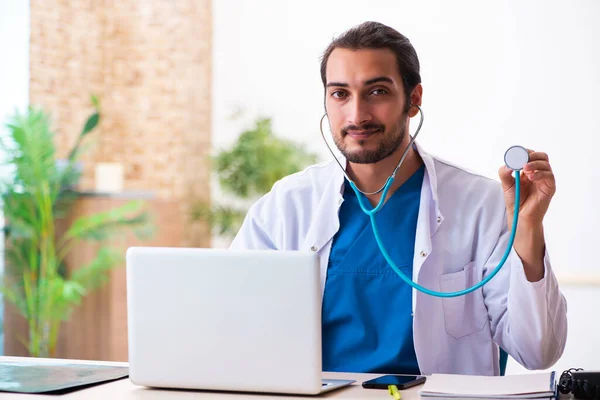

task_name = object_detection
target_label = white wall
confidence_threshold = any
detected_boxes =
[214,0,600,279]
[0,1,29,179]
[0,0,30,355]
[214,0,600,374]
[0,2,30,131]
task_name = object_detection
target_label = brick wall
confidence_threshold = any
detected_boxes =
[29,0,212,246]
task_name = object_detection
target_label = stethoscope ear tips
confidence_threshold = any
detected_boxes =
[504,145,530,171]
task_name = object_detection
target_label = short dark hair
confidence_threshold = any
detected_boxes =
[320,21,421,102]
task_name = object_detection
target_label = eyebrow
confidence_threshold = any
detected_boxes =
[326,76,394,88]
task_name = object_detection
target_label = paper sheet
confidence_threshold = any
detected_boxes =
[420,372,555,398]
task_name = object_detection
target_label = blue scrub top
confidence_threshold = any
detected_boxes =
[321,165,424,374]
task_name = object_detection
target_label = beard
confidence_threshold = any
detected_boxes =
[333,111,409,164]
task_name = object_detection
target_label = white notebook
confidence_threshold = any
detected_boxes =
[420,372,556,399]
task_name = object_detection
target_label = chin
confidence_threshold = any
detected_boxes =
[345,139,380,152]
[344,149,382,163]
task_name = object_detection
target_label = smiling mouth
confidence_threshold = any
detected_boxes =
[346,128,381,140]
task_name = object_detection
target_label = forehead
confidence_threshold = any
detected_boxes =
[325,47,401,86]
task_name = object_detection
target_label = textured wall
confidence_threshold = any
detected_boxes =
[29,0,212,246]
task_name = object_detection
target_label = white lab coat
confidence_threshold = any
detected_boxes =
[230,142,568,376]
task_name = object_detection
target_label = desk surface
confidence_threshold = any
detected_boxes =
[0,357,417,399]
[0,357,574,400]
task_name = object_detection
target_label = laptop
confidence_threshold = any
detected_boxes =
[125,247,355,395]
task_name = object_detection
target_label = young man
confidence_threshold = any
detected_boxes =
[230,21,567,376]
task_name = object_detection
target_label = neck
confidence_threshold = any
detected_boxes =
[346,141,423,206]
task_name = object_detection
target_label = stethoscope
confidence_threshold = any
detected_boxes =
[320,105,529,298]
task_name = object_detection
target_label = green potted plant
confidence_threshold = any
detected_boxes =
[191,116,318,239]
[0,96,153,357]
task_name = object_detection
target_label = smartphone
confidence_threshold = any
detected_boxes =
[362,374,426,390]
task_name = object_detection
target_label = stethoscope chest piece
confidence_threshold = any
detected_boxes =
[504,145,529,171]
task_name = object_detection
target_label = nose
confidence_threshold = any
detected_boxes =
[347,97,372,126]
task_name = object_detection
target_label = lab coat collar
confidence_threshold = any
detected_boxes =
[330,141,444,226]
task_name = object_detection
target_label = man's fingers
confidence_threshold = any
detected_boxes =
[524,160,552,172]
[498,165,515,191]
[525,150,549,162]
[526,171,555,183]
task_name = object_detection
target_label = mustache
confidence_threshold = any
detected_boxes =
[341,123,385,135]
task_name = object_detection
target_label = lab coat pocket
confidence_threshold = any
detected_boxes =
[439,261,488,339]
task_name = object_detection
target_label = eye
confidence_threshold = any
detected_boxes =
[331,90,348,99]
[371,88,388,96]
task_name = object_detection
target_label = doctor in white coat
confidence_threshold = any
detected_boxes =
[230,21,567,376]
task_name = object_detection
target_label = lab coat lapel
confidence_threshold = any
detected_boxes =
[411,143,444,312]
[302,158,346,296]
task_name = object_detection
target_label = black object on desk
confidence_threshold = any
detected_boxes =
[559,368,600,400]
[362,374,426,389]
[0,360,129,394]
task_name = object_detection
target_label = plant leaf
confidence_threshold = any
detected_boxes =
[213,117,318,198]
[2,108,59,198]
[81,113,99,137]
[190,202,247,237]
[0,278,28,317]
[61,200,149,242]
[90,94,100,109]
[70,247,122,293]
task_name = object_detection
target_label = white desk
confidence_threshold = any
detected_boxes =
[0,357,419,399]
[1,357,574,400]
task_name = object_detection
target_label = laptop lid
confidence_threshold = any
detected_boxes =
[126,247,325,394]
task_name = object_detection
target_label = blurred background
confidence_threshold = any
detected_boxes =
[0,0,598,375]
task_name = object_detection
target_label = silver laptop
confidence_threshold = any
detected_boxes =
[126,247,355,395]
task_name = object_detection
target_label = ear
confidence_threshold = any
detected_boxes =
[408,84,423,117]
